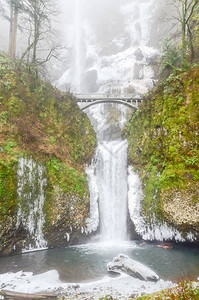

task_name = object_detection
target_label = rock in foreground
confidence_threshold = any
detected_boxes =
[107,254,159,282]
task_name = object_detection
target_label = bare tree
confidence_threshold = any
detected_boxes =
[0,0,22,58]
[188,3,199,60]
[0,0,59,66]
[20,0,58,65]
[9,0,21,58]
[163,0,199,68]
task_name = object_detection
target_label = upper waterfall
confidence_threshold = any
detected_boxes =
[57,0,160,95]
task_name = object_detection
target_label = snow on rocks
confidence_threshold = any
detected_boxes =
[0,268,174,300]
[0,270,68,294]
[107,254,159,282]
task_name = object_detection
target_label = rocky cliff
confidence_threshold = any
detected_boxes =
[125,67,199,241]
[0,53,96,255]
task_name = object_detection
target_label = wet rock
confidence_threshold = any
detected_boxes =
[133,63,144,80]
[107,254,159,282]
[55,286,65,293]
[134,48,144,61]
[72,284,80,289]
[130,293,139,299]
[45,190,91,249]
[162,183,199,235]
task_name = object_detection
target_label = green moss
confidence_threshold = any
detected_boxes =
[0,52,96,230]
[125,66,199,220]
[0,157,18,224]
[137,281,199,300]
[142,166,162,220]
[46,158,89,198]
[44,157,90,225]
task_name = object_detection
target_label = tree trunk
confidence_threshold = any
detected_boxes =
[187,23,195,62]
[9,1,19,59]
[0,289,57,299]
[181,0,188,69]
[182,21,187,68]
[12,4,19,58]
[9,1,14,57]
[32,1,38,64]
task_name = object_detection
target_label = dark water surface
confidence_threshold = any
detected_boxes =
[0,241,198,283]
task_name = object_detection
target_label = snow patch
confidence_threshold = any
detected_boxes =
[0,269,174,299]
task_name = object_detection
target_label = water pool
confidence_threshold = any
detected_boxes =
[0,241,198,283]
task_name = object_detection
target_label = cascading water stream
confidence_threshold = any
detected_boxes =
[96,140,128,241]
[83,103,130,243]
[1,1,199,297]
[64,0,197,243]
[59,0,160,244]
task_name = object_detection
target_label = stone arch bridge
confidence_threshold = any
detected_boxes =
[75,94,142,111]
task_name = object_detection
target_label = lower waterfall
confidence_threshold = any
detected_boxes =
[83,103,130,242]
[84,103,197,243]
[96,140,128,241]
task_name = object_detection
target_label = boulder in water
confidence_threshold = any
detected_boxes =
[107,254,159,282]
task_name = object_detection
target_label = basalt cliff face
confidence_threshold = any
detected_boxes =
[0,54,96,255]
[125,67,199,241]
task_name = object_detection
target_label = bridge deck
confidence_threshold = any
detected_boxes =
[75,94,142,103]
[74,94,142,110]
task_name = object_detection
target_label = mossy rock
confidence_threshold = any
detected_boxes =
[125,66,199,233]
[0,53,97,255]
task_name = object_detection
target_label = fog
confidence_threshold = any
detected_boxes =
[0,0,171,93]
[56,0,164,93]
[0,18,9,51]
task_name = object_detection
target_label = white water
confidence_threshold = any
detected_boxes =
[97,140,128,241]
[59,0,197,243]
[57,0,159,94]
[71,0,161,242]
[81,103,129,242]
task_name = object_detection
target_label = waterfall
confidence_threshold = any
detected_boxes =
[82,103,130,242]
[58,0,159,94]
[61,1,190,243]
[96,141,128,241]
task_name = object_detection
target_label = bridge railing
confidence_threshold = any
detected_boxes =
[74,94,142,103]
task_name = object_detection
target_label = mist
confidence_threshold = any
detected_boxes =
[55,0,165,94]
[0,0,170,92]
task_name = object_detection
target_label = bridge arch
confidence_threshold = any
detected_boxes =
[80,99,138,111]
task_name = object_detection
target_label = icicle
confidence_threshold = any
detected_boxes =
[17,157,48,252]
